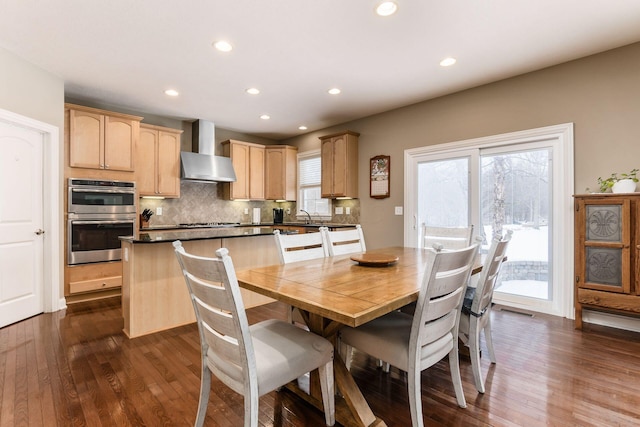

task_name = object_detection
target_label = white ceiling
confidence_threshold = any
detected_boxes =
[3,1,640,140]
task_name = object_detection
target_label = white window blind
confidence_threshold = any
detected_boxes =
[298,151,330,218]
[299,156,321,186]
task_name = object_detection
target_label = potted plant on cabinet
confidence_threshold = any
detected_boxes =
[597,168,639,193]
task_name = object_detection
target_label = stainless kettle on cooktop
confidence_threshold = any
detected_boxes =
[273,208,284,224]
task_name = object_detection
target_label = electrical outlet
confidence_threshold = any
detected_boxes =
[394,206,403,215]
[335,206,344,215]
[345,207,351,215]
[156,207,163,216]
[286,208,291,214]
[244,208,249,214]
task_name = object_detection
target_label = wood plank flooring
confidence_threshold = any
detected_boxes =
[2,297,640,426]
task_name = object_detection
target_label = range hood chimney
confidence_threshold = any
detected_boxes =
[180,120,237,182]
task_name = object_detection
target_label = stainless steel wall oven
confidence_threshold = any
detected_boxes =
[67,179,136,265]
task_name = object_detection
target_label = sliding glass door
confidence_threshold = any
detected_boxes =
[405,124,574,317]
[480,147,552,302]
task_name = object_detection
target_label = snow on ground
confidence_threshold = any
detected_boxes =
[484,224,548,262]
[484,224,549,299]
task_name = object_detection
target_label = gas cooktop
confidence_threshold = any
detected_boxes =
[178,222,240,229]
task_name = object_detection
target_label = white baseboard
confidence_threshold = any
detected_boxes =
[582,310,640,333]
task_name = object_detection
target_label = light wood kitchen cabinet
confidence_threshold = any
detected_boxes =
[222,140,265,200]
[574,193,640,329]
[265,145,298,200]
[137,124,183,198]
[65,261,123,302]
[320,130,359,198]
[66,103,142,171]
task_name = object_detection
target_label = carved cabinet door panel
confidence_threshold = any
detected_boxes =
[576,197,631,294]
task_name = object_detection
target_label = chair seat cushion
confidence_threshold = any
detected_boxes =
[207,318,333,396]
[340,311,453,371]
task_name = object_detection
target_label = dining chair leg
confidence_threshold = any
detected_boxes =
[318,360,336,426]
[484,317,497,364]
[469,322,485,394]
[449,347,467,407]
[407,365,424,427]
[342,344,354,371]
[382,361,391,373]
[245,384,259,427]
[195,365,211,427]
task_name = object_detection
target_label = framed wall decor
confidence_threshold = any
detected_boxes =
[370,155,390,199]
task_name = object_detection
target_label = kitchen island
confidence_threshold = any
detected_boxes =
[119,227,281,338]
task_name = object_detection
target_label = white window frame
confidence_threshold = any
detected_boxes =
[404,123,574,318]
[297,150,332,221]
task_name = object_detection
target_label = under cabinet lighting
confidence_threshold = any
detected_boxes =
[141,196,165,200]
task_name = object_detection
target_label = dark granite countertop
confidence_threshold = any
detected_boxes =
[120,226,277,244]
[138,222,357,232]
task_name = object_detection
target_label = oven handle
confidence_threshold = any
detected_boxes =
[70,188,135,194]
[71,220,134,225]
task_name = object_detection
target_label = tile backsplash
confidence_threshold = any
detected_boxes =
[139,181,360,226]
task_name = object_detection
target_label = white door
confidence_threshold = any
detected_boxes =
[0,120,44,327]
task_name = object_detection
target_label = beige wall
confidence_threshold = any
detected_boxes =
[283,42,640,249]
[0,47,65,297]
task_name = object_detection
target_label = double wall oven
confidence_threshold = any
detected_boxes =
[67,178,136,265]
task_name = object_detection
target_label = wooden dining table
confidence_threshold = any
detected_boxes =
[235,246,483,427]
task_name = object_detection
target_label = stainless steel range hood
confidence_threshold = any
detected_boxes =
[181,120,236,182]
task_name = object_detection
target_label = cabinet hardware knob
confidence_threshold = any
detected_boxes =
[35,229,45,235]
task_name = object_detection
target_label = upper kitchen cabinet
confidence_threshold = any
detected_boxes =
[137,124,183,198]
[320,130,359,198]
[265,145,298,200]
[222,140,265,200]
[66,103,142,171]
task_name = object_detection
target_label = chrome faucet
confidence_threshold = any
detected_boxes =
[300,209,312,224]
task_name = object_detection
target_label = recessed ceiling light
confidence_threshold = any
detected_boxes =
[246,88,260,95]
[260,114,270,120]
[213,40,233,52]
[440,57,457,67]
[164,89,179,97]
[298,125,308,130]
[328,88,341,95]
[376,1,398,16]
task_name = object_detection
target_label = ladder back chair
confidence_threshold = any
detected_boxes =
[274,228,329,325]
[423,225,474,250]
[273,228,328,263]
[339,243,479,427]
[322,224,366,256]
[173,241,335,427]
[459,230,512,393]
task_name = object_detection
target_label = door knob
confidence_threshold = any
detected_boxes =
[35,229,45,235]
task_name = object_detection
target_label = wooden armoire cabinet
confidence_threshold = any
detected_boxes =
[574,193,640,328]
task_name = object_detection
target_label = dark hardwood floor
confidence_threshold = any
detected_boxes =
[2,297,640,426]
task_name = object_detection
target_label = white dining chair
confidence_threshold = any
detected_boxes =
[423,225,474,250]
[173,241,335,427]
[339,243,479,426]
[458,230,512,393]
[274,228,328,326]
[322,225,366,256]
[273,228,328,263]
